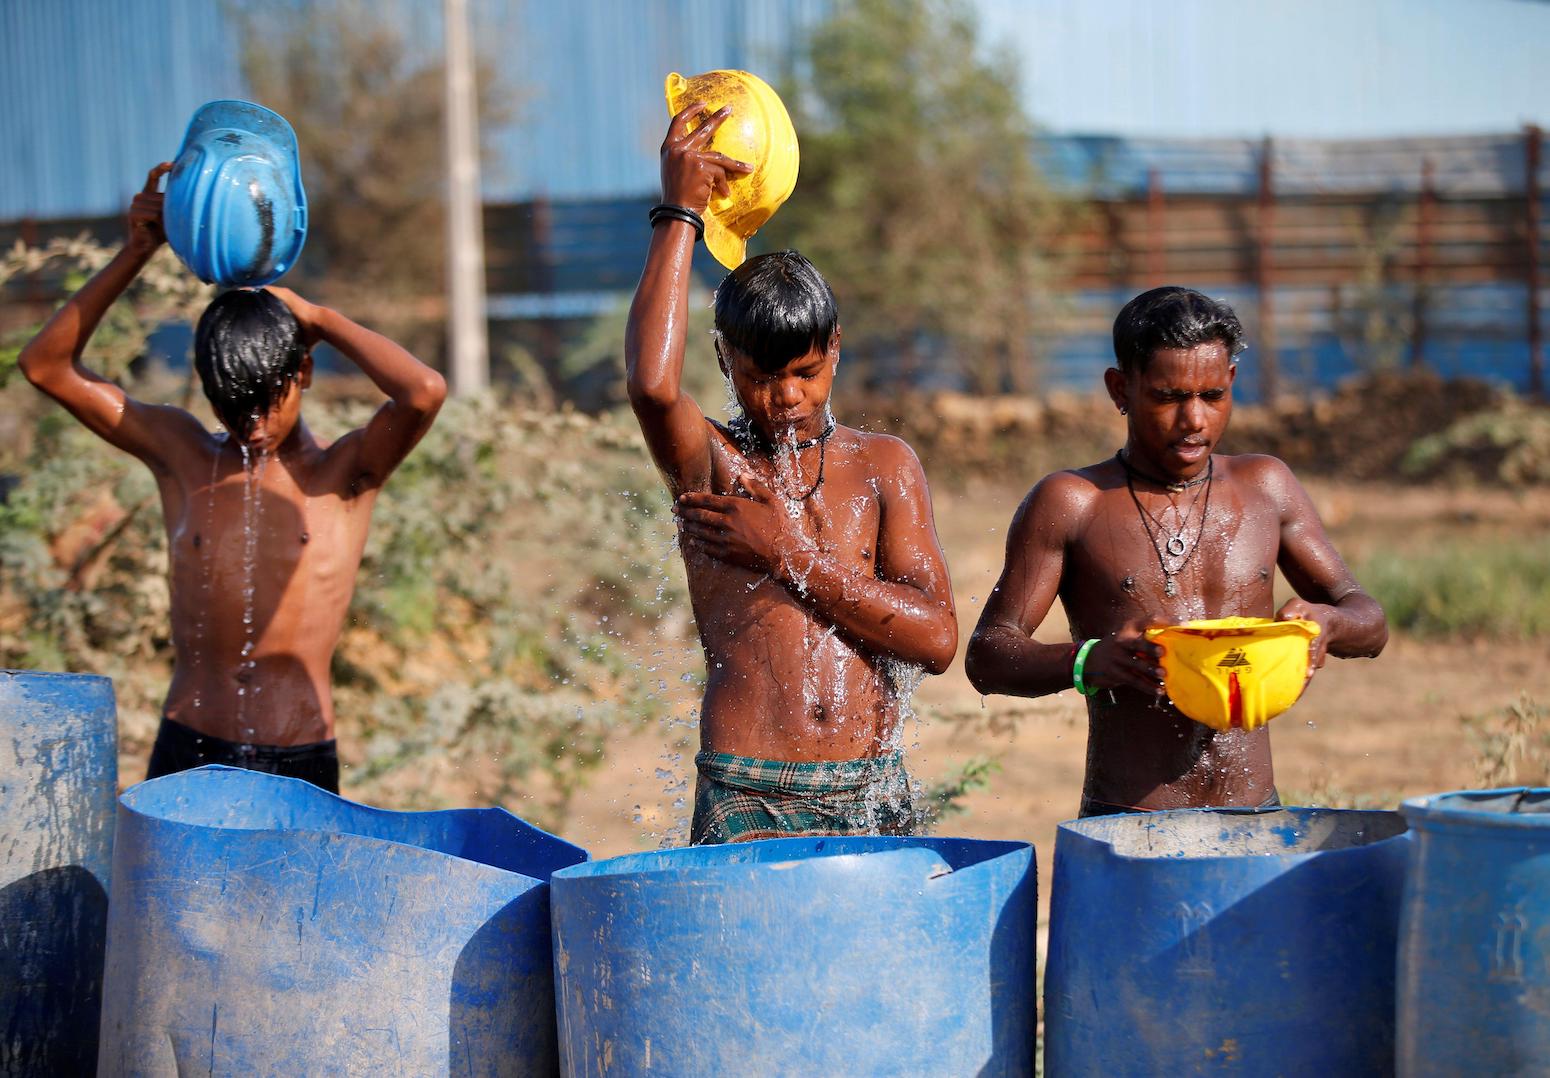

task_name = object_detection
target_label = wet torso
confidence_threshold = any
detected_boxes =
[156,429,375,746]
[1062,453,1284,809]
[684,422,912,762]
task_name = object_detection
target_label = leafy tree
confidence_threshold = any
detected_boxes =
[764,0,1067,393]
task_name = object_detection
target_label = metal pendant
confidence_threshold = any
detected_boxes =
[1166,535,1187,557]
[1165,573,1177,598]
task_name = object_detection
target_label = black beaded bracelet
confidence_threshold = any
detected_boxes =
[648,203,705,241]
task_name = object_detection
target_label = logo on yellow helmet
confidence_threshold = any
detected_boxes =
[1146,617,1320,732]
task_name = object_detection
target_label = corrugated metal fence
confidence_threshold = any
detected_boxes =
[471,130,1548,398]
[1034,131,1548,398]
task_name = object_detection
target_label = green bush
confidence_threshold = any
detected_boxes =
[1403,398,1550,486]
[0,239,693,827]
[1468,694,1549,788]
[1361,540,1550,639]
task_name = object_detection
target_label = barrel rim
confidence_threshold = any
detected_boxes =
[1401,785,1550,829]
[552,834,1034,883]
[121,764,588,878]
[1056,804,1409,862]
[1,668,115,688]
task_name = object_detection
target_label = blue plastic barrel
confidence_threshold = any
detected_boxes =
[550,836,1037,1077]
[0,669,117,1076]
[1044,806,1409,1076]
[1398,787,1550,1075]
[96,765,587,1075]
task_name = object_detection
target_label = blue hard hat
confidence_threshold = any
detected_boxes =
[164,100,308,288]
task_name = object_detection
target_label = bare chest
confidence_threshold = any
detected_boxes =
[686,449,882,623]
[711,443,883,560]
[164,465,367,600]
[1067,484,1280,627]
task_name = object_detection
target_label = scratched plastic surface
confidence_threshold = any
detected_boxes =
[550,836,1037,1077]
[0,670,117,1076]
[96,766,587,1076]
[1044,807,1409,1076]
[1397,787,1550,1076]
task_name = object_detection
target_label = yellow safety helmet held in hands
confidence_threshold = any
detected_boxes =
[1145,617,1321,732]
[664,70,799,270]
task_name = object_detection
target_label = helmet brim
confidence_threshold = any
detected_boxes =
[704,219,747,271]
[180,100,301,176]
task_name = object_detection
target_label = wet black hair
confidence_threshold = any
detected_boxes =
[193,289,307,438]
[713,251,839,374]
[1112,286,1247,375]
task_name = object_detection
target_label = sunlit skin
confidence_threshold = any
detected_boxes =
[627,105,957,762]
[966,340,1388,811]
[18,165,446,747]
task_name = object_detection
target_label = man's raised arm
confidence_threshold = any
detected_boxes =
[626,104,750,495]
[19,163,206,469]
[266,287,445,492]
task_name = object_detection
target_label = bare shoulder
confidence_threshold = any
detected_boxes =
[133,402,221,474]
[137,400,213,441]
[1219,452,1305,502]
[1007,462,1107,543]
[1034,461,1107,511]
[305,425,382,499]
[1222,451,1294,481]
[847,427,927,479]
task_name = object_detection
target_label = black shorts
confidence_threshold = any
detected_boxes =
[1078,788,1282,819]
[145,716,340,794]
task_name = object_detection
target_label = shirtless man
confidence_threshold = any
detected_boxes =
[628,105,957,844]
[19,164,446,792]
[965,286,1387,816]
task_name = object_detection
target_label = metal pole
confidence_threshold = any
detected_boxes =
[1256,136,1279,404]
[1527,125,1544,398]
[444,0,489,395]
[1410,158,1434,369]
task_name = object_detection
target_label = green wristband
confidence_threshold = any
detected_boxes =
[1072,638,1102,697]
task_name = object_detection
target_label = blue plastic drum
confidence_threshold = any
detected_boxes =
[550,836,1037,1077]
[97,766,586,1075]
[0,669,117,1076]
[1044,807,1409,1076]
[1398,787,1550,1076]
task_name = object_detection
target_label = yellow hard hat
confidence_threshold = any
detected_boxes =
[1144,617,1321,732]
[664,70,799,270]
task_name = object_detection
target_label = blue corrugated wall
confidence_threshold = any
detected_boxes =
[1,0,833,221]
[2,0,244,220]
[7,0,1545,218]
[481,0,832,200]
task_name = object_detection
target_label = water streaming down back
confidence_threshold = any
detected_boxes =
[235,441,268,746]
[191,440,225,719]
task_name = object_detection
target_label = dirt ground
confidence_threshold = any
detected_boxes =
[548,477,1550,868]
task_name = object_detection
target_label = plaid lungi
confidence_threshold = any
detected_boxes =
[690,750,920,845]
